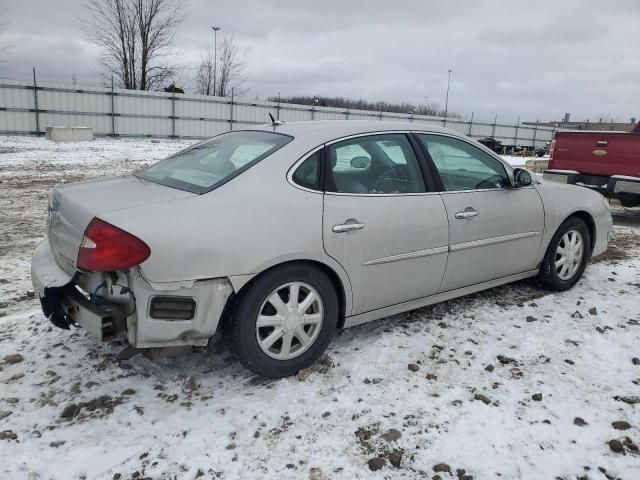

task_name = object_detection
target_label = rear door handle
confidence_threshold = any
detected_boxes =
[455,209,479,219]
[332,222,365,233]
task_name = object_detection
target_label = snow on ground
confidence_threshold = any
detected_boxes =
[1,136,639,480]
[500,155,528,167]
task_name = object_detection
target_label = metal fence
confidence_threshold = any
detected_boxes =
[0,77,555,147]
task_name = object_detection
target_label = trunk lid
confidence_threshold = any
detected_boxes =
[47,176,195,275]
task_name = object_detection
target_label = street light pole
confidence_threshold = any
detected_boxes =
[444,69,452,119]
[211,26,221,96]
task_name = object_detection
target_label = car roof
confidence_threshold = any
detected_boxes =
[249,120,464,145]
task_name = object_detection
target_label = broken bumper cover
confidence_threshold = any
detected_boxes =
[31,238,235,348]
[42,284,127,340]
[31,239,126,339]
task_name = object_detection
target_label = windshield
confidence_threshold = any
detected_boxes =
[137,130,292,193]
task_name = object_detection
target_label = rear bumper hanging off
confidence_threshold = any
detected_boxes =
[32,237,235,348]
[40,284,127,340]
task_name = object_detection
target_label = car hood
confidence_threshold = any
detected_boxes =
[47,175,195,275]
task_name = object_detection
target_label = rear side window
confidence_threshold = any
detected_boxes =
[292,150,321,191]
[138,131,292,194]
[326,134,426,194]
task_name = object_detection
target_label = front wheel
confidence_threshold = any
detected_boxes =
[222,264,338,378]
[537,217,591,291]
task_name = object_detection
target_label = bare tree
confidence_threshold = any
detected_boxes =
[596,113,616,123]
[0,17,13,67]
[216,34,246,96]
[194,46,215,95]
[268,96,460,118]
[82,0,185,90]
[195,34,246,97]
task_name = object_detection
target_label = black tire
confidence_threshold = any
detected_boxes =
[221,263,338,378]
[537,217,591,291]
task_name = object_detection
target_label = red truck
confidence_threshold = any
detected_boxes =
[543,123,640,207]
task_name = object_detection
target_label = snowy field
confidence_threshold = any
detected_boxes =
[1,135,639,480]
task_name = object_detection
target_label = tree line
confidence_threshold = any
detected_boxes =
[267,95,459,118]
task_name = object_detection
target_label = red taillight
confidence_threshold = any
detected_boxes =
[77,218,150,272]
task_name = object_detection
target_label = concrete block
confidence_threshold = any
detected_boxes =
[46,126,94,142]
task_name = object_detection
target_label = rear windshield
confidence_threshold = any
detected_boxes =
[137,130,292,193]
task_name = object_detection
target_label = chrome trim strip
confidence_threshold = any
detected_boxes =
[286,129,520,196]
[363,246,448,266]
[450,231,540,252]
[289,130,444,197]
[325,191,441,197]
[439,186,537,195]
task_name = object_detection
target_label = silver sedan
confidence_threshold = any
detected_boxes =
[31,120,612,377]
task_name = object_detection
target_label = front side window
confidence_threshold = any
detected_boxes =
[417,134,509,191]
[326,134,426,194]
[138,131,292,193]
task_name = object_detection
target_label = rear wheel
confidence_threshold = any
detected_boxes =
[222,264,338,378]
[537,217,591,291]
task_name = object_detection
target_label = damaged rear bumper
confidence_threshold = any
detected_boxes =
[31,239,127,340]
[31,238,235,348]
[40,283,127,340]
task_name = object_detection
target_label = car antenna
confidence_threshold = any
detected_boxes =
[268,113,285,130]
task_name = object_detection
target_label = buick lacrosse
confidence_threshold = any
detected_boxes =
[32,120,612,377]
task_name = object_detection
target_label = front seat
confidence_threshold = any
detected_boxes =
[334,175,369,194]
[330,154,369,194]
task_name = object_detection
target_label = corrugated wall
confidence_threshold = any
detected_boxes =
[0,80,555,146]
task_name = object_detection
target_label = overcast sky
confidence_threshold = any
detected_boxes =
[1,0,638,123]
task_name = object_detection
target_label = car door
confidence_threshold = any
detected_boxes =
[321,133,449,315]
[415,133,544,292]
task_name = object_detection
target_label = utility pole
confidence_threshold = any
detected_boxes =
[32,67,40,135]
[444,69,452,119]
[211,26,221,96]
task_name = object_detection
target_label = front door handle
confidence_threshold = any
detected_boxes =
[332,222,365,233]
[455,208,479,220]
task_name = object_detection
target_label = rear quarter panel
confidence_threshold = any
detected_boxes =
[100,142,355,315]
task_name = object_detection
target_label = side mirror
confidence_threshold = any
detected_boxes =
[513,167,533,187]
[350,156,371,169]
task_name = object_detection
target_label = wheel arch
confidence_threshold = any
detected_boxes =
[566,210,596,253]
[227,258,351,329]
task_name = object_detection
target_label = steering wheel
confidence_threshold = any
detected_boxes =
[370,165,409,193]
[474,175,504,190]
